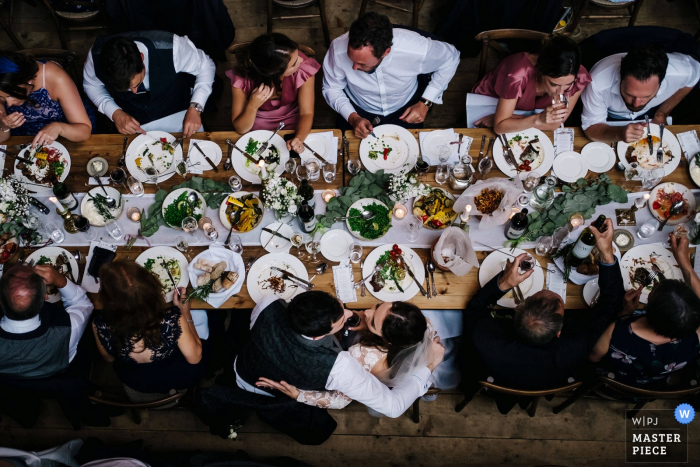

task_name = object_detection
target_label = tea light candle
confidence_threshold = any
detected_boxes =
[569,213,584,228]
[635,193,650,209]
[258,160,267,179]
[203,222,212,231]
[393,203,407,219]
[48,196,64,213]
[127,207,141,222]
[322,189,335,203]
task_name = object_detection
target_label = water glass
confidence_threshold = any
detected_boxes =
[552,226,570,250]
[478,157,493,176]
[519,255,535,273]
[175,235,192,260]
[522,172,540,193]
[104,220,123,240]
[296,165,309,181]
[535,236,553,256]
[347,158,362,176]
[322,162,336,183]
[127,176,144,197]
[642,168,664,190]
[349,243,363,263]
[305,234,321,263]
[435,164,450,185]
[438,146,451,163]
[228,175,242,193]
[515,194,530,210]
[637,218,660,239]
[305,157,321,181]
[142,166,159,184]
[674,223,689,238]
[284,158,297,174]
[203,222,218,241]
[406,214,423,242]
[45,222,65,244]
[226,234,243,254]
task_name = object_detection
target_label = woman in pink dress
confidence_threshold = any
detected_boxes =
[227,33,320,153]
[472,35,591,135]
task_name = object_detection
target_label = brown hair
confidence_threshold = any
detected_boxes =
[233,33,298,92]
[98,261,167,353]
[359,301,427,367]
[514,294,564,346]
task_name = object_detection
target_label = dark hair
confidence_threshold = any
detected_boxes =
[359,302,427,367]
[288,291,344,337]
[0,265,46,321]
[514,295,564,346]
[0,52,39,102]
[536,34,581,79]
[620,44,668,84]
[98,261,167,353]
[234,33,298,91]
[645,279,700,339]
[100,37,145,91]
[348,12,393,60]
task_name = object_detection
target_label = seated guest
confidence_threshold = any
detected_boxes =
[472,35,591,134]
[462,219,622,390]
[228,33,320,153]
[323,12,460,139]
[83,31,216,137]
[582,44,700,143]
[0,52,94,147]
[92,261,209,393]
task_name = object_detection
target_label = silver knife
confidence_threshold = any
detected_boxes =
[193,142,219,173]
[254,122,285,158]
[645,114,653,156]
[424,260,431,299]
[402,255,427,297]
[302,142,329,163]
[60,253,76,283]
[263,227,291,242]
[161,260,181,299]
[271,266,314,289]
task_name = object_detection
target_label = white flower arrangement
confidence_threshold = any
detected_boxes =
[262,172,302,214]
[0,176,30,221]
[388,172,432,202]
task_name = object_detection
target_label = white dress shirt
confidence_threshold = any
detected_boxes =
[322,29,460,121]
[83,34,216,121]
[581,52,700,130]
[235,294,431,418]
[0,280,94,362]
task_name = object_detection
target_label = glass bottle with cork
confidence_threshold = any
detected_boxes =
[506,208,529,240]
[51,177,78,211]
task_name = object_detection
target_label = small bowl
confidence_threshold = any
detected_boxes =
[87,156,109,177]
[613,229,635,252]
[430,238,451,272]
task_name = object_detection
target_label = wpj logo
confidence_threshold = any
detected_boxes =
[626,406,693,463]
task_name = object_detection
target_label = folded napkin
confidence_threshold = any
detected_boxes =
[299,131,338,164]
[432,227,479,276]
[187,244,245,308]
[81,241,118,293]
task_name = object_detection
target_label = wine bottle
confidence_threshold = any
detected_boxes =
[505,208,529,240]
[299,179,315,208]
[52,179,78,211]
[299,200,316,233]
[568,215,606,267]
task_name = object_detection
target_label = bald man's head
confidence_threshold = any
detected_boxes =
[0,265,46,321]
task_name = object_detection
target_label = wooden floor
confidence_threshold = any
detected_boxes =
[1,0,700,465]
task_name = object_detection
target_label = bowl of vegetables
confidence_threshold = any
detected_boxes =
[219,191,264,232]
[161,188,205,230]
[346,198,392,240]
[413,187,458,229]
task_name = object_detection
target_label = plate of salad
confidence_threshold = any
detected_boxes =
[161,188,206,230]
[14,142,71,193]
[125,131,184,183]
[362,243,425,301]
[413,187,457,229]
[345,198,392,241]
[359,124,419,174]
[232,130,290,184]
[136,246,189,303]
[80,187,123,227]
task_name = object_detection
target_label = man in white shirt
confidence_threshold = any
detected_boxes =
[83,30,216,137]
[323,12,460,139]
[581,44,700,143]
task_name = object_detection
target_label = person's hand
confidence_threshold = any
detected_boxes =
[112,109,145,135]
[474,113,495,128]
[622,123,646,143]
[589,218,615,264]
[33,264,68,288]
[537,105,568,126]
[348,309,367,332]
[348,113,373,139]
[286,137,304,153]
[399,102,428,124]
[426,336,445,372]
[256,377,300,400]
[182,107,201,139]
[31,122,62,148]
[248,84,274,110]
[652,111,669,126]
[497,253,534,291]
[1,112,25,130]
[669,233,692,269]
[173,287,191,314]
[621,286,644,316]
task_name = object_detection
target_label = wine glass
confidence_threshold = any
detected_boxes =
[637,219,660,239]
[127,176,144,197]
[438,146,451,163]
[535,236,553,256]
[284,158,298,174]
[435,164,449,185]
[478,156,493,176]
[74,215,97,242]
[291,231,306,258]
[515,194,530,211]
[641,168,664,190]
[347,158,362,176]
[415,158,430,181]
[182,216,201,243]
[142,166,159,185]
[105,219,124,241]
[22,213,42,231]
[228,175,242,193]
[522,172,540,193]
[305,233,321,263]
[623,162,641,191]
[674,223,689,238]
[226,234,243,254]
[349,243,363,263]
[519,255,535,273]
[406,214,423,242]
[175,235,192,261]
[305,157,321,181]
[296,165,309,182]
[110,168,127,186]
[45,222,65,244]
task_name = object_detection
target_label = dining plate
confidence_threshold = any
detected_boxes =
[478,248,545,308]
[188,140,223,171]
[345,198,392,241]
[582,278,599,308]
[362,243,425,301]
[218,191,264,232]
[261,222,294,253]
[412,187,457,229]
[161,188,206,230]
[26,247,80,303]
[14,141,71,194]
[136,246,189,303]
[620,243,682,304]
[581,142,617,173]
[359,124,419,174]
[647,182,696,226]
[689,154,700,187]
[300,133,333,163]
[232,130,290,184]
[419,129,455,163]
[80,186,124,227]
[492,128,554,179]
[247,252,309,304]
[320,229,354,262]
[552,151,588,183]
[617,124,681,176]
[552,238,621,285]
[125,131,183,183]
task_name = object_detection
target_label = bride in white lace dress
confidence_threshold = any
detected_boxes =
[257,301,442,409]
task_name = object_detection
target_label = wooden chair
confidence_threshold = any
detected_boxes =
[227,41,316,60]
[40,0,108,50]
[267,0,330,48]
[88,387,189,425]
[16,48,80,85]
[359,0,426,29]
[0,0,22,50]
[474,29,551,82]
[410,387,441,423]
[569,0,645,37]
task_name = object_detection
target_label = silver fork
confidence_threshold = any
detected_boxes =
[657,123,665,164]
[254,122,284,158]
[359,259,366,297]
[172,137,184,149]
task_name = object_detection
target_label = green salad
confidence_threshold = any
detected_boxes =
[163,191,202,228]
[347,202,391,239]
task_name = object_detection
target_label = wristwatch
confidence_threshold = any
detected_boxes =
[420,98,433,108]
[189,102,203,113]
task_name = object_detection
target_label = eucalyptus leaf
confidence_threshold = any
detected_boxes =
[561,185,572,192]
[344,186,358,196]
[338,195,353,206]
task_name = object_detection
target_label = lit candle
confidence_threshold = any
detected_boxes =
[258,160,267,179]
[392,203,407,219]
[460,204,472,223]
[635,193,650,209]
[203,222,212,231]
[322,189,336,203]
[48,196,64,212]
[510,207,520,219]
[569,213,584,228]
[127,207,141,222]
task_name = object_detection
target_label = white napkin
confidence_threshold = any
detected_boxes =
[88,177,110,185]
[187,139,221,174]
[432,227,479,276]
[80,240,118,293]
[677,130,700,163]
[187,244,245,308]
[300,131,338,164]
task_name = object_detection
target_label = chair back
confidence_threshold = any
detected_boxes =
[88,388,187,410]
[598,376,700,399]
[479,379,582,397]
[227,41,316,61]
[474,29,551,81]
[17,48,80,85]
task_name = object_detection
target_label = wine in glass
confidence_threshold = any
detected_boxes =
[175,235,192,260]
[305,234,321,263]
[343,312,362,337]
[291,231,306,258]
[435,164,449,185]
[182,216,201,243]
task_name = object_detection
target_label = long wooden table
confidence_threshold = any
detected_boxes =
[3,126,698,310]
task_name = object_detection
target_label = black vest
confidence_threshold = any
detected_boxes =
[91,30,196,124]
[236,300,341,391]
[0,301,71,380]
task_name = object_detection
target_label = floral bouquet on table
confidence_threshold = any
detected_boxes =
[262,172,302,218]
[0,176,42,250]
[388,172,432,202]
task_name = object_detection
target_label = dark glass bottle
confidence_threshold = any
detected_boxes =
[569,215,606,267]
[505,208,529,239]
[52,178,78,211]
[299,200,316,233]
[299,179,315,208]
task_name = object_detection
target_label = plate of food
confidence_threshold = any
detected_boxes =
[219,191,264,233]
[478,248,545,308]
[690,153,700,187]
[26,247,79,303]
[136,246,189,303]
[359,124,419,174]
[581,142,617,173]
[582,278,600,307]
[552,151,588,183]
[125,131,184,183]
[247,252,309,304]
[617,124,681,176]
[413,187,458,229]
[80,187,123,227]
[345,198,392,241]
[419,129,456,163]
[232,130,290,184]
[493,128,554,178]
[648,182,696,226]
[300,133,333,163]
[161,188,206,230]
[320,229,354,262]
[620,243,682,304]
[14,142,71,193]
[187,253,244,304]
[362,243,425,301]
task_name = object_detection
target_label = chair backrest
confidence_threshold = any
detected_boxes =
[474,29,551,81]
[16,48,80,85]
[599,376,700,399]
[88,389,186,409]
[227,41,316,61]
[479,379,582,397]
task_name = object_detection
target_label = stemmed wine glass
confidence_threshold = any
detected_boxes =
[182,216,201,243]
[175,235,192,261]
[406,214,423,242]
[291,231,306,258]
[552,92,570,128]
[347,158,361,176]
[435,164,449,185]
[305,233,321,263]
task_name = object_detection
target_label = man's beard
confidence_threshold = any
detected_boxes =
[624,100,649,112]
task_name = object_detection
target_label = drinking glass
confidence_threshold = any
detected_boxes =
[228,175,242,193]
[406,214,423,242]
[415,158,430,181]
[535,236,553,256]
[182,216,201,243]
[305,157,320,181]
[522,172,540,193]
[347,158,362,176]
[461,154,473,166]
[105,219,123,241]
[175,235,192,260]
[552,226,570,250]
[284,158,298,174]
[322,162,336,183]
[305,233,321,263]
[438,145,451,163]
[127,176,144,197]
[296,165,309,182]
[203,222,218,242]
[349,243,363,263]
[435,164,449,185]
[291,231,306,258]
[110,168,127,186]
[45,222,65,244]
[637,218,660,239]
[226,234,243,254]
[73,215,97,241]
[623,162,641,191]
[22,213,42,231]
[142,166,159,184]
[515,194,530,210]
[674,223,689,238]
[519,255,535,273]
[642,168,664,190]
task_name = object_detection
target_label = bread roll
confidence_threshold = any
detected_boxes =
[194,260,213,273]
[212,277,224,293]
[221,271,239,290]
[211,261,227,280]
[196,272,211,286]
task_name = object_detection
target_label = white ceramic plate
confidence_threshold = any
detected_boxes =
[689,155,700,187]
[261,222,294,253]
[125,131,183,183]
[187,249,245,303]
[647,182,696,226]
[189,141,223,171]
[419,129,454,163]
[247,252,309,304]
[617,124,681,176]
[620,243,682,304]
[582,278,599,307]
[26,247,79,303]
[552,238,621,285]
[232,130,290,184]
[218,191,264,232]
[413,187,457,229]
[136,246,189,303]
[362,244,425,301]
[582,142,616,173]
[161,188,206,230]
[320,229,354,262]
[478,248,545,308]
[359,124,419,174]
[300,133,332,163]
[14,141,71,194]
[552,151,588,183]
[80,187,124,227]
[345,198,391,241]
[493,128,554,179]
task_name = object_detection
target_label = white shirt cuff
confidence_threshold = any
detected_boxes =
[104,102,122,122]
[190,91,210,109]
[422,85,443,105]
[58,279,81,301]
[412,366,432,392]
[340,103,358,122]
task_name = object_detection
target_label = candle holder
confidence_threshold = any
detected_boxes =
[56,207,80,234]
[321,189,336,203]
[392,203,407,220]
[569,213,584,230]
[127,207,141,222]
